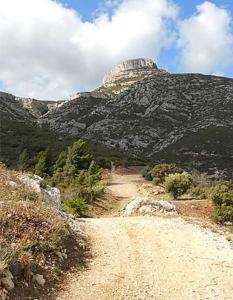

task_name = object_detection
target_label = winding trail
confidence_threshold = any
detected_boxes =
[57,172,233,300]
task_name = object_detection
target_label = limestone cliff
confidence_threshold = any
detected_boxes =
[97,58,167,96]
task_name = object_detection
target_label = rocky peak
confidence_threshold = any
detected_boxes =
[103,58,157,84]
[98,58,167,96]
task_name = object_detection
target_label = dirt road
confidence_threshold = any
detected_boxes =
[56,172,233,300]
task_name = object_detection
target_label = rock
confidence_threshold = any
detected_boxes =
[99,58,167,95]
[1,277,14,291]
[122,197,177,217]
[102,58,161,85]
[32,274,45,286]
[18,175,61,209]
[0,288,8,300]
[3,271,13,280]
[224,221,233,226]
[56,251,63,260]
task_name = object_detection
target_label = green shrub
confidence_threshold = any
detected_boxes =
[188,186,208,199]
[165,172,192,199]
[209,182,233,206]
[151,163,183,184]
[18,149,29,171]
[63,197,88,216]
[141,166,152,181]
[63,140,92,182]
[209,181,233,224]
[34,150,48,178]
[212,205,233,224]
[53,150,67,174]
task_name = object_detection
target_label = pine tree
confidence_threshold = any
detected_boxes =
[34,151,47,178]
[18,149,29,171]
[63,140,92,181]
[53,150,67,174]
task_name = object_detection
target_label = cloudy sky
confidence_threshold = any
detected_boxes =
[0,0,232,99]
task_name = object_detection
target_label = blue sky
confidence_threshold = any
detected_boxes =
[0,0,232,99]
[64,0,233,20]
[63,0,233,74]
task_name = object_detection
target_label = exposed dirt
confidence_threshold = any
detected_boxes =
[56,169,233,300]
[175,199,214,219]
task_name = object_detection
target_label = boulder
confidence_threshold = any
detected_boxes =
[32,274,45,286]
[18,174,61,209]
[122,197,177,217]
[0,277,14,291]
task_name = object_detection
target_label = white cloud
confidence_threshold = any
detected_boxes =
[0,0,178,99]
[178,1,233,74]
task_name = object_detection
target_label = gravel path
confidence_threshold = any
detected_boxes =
[56,173,233,300]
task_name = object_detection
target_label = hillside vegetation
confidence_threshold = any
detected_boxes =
[0,164,87,300]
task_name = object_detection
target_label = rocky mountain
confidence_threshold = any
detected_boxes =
[96,58,167,96]
[1,58,233,177]
[0,91,64,121]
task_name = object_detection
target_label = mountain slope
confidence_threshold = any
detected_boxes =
[41,72,233,177]
[1,58,233,177]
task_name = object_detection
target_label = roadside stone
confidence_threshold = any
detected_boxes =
[1,277,14,291]
[32,274,46,287]
[122,197,177,216]
[0,287,8,300]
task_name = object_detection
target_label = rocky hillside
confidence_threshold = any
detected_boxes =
[1,58,233,177]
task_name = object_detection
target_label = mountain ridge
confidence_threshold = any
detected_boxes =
[1,58,233,178]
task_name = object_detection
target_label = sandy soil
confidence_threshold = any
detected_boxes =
[56,172,233,300]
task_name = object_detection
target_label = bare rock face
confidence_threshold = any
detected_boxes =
[15,96,65,118]
[99,58,167,95]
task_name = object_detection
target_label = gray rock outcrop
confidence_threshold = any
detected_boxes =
[98,58,167,95]
[18,174,61,209]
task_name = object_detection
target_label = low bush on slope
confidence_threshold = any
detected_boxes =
[142,162,233,225]
[0,164,86,299]
[209,182,233,224]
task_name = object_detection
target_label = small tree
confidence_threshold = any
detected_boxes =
[141,166,152,181]
[18,149,29,171]
[165,172,192,199]
[34,151,47,178]
[151,163,183,185]
[67,161,104,203]
[53,150,67,174]
[63,140,92,182]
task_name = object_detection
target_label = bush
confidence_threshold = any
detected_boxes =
[209,181,233,224]
[34,150,48,178]
[151,163,183,185]
[18,149,29,171]
[63,197,88,216]
[209,181,233,206]
[0,201,69,272]
[141,166,152,181]
[188,186,208,199]
[63,140,92,182]
[212,205,233,224]
[165,172,192,199]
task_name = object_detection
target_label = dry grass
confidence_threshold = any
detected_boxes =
[0,164,70,279]
[0,163,39,203]
[0,201,69,261]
